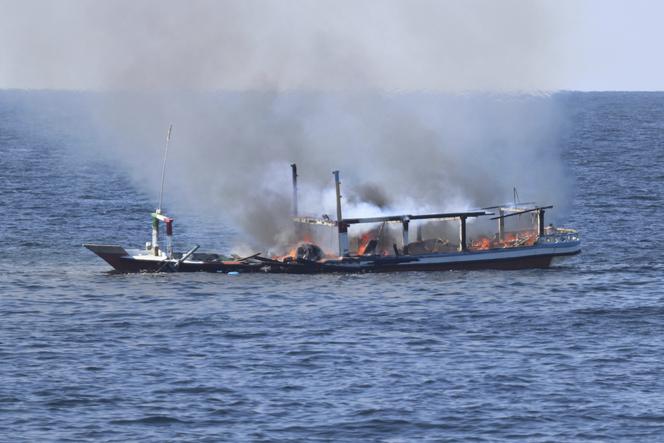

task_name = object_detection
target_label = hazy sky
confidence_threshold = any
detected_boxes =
[560,0,664,91]
[0,0,662,91]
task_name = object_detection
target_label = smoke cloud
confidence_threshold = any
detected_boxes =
[0,0,567,91]
[0,1,574,251]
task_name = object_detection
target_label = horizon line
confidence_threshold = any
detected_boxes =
[1,88,664,94]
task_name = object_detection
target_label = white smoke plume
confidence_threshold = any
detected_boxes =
[0,1,574,251]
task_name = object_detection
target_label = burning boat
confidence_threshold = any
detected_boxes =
[84,164,580,273]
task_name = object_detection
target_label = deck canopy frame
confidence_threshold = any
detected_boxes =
[490,205,554,237]
[294,211,491,256]
[289,164,492,256]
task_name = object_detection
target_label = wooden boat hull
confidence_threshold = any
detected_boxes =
[84,242,580,274]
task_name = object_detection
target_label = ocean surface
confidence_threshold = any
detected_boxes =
[2,91,664,442]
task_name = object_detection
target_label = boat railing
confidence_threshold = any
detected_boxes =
[538,229,580,244]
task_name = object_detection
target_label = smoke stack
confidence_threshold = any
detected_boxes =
[459,216,468,252]
[537,208,545,237]
[291,163,298,217]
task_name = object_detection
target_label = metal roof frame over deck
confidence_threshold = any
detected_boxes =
[289,164,554,257]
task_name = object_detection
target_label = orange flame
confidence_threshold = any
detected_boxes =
[469,229,539,251]
[357,232,374,255]
[492,230,538,248]
[471,237,492,250]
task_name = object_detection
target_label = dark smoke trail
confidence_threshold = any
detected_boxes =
[0,1,574,251]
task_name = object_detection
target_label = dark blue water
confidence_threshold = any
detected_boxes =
[2,91,664,442]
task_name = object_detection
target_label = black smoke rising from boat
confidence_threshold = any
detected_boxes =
[89,91,569,252]
[0,1,574,251]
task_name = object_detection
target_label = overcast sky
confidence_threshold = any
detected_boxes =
[0,0,662,91]
[559,0,664,91]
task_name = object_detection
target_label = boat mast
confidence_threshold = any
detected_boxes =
[158,124,173,213]
[333,170,349,257]
[401,216,410,254]
[513,187,519,208]
[152,124,174,257]
[498,208,505,241]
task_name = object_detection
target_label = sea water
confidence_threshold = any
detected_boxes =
[1,91,664,441]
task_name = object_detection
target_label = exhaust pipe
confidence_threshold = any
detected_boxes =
[291,163,298,217]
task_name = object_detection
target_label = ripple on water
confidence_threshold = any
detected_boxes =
[4,92,664,441]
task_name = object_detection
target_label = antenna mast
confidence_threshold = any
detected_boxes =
[158,124,173,212]
[513,187,520,208]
